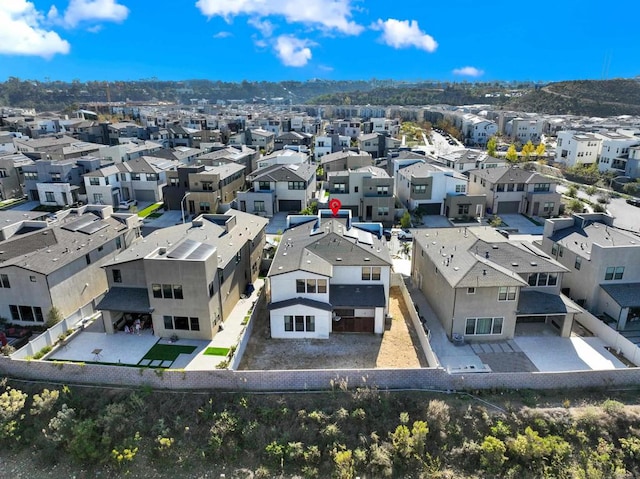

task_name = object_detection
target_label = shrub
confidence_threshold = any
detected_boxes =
[601,399,624,415]
[0,386,28,440]
[427,399,450,433]
[480,435,507,474]
[333,448,355,479]
[45,307,63,328]
[30,389,60,416]
[567,185,578,197]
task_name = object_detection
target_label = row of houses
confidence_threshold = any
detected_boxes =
[264,210,639,345]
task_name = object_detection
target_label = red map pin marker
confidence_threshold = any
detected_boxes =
[329,198,341,217]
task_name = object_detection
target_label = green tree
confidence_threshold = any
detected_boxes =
[505,144,518,162]
[45,307,63,328]
[487,136,497,157]
[400,211,412,228]
[489,215,502,227]
[567,199,584,214]
[535,142,546,159]
[567,185,578,197]
[521,140,535,160]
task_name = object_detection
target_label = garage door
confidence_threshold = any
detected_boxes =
[278,199,302,212]
[422,203,442,215]
[135,190,156,202]
[497,201,520,214]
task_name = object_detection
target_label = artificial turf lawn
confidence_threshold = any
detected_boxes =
[203,347,230,356]
[142,344,197,361]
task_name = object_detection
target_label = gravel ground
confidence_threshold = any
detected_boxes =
[239,286,427,370]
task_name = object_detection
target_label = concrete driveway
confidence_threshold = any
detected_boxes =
[266,212,289,234]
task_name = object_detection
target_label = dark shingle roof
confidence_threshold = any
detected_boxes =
[96,287,152,313]
[251,163,315,182]
[517,291,575,315]
[600,283,640,308]
[330,284,385,307]
[268,297,332,312]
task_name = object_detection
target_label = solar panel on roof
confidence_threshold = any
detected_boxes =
[78,221,109,235]
[166,239,200,259]
[62,216,97,232]
[187,243,216,260]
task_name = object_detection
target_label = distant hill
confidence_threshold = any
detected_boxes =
[504,79,640,116]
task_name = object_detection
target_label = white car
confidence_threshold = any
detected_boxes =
[119,199,137,209]
[397,229,413,241]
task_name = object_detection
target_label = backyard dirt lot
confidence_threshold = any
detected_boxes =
[238,287,428,370]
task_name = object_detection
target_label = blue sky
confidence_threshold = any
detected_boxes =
[0,0,638,83]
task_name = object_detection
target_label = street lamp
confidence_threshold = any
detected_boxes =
[180,192,191,224]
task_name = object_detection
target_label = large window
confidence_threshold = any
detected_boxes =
[498,286,517,301]
[45,192,55,202]
[284,315,315,332]
[254,200,265,212]
[258,181,270,191]
[605,266,624,281]
[112,269,122,283]
[152,283,184,299]
[202,181,213,191]
[458,204,470,216]
[10,305,43,322]
[575,256,582,270]
[377,206,389,216]
[455,184,466,193]
[362,266,381,281]
[163,315,199,331]
[534,183,550,192]
[543,202,555,213]
[0,274,10,288]
[333,183,346,193]
[465,317,503,335]
[527,272,558,287]
[288,181,305,190]
[89,177,100,186]
[377,186,389,195]
[412,184,426,194]
[296,278,327,293]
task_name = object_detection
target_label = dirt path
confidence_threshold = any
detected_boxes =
[377,287,428,368]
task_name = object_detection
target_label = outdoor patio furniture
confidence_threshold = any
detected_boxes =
[91,348,103,361]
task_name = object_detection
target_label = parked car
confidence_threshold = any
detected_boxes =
[626,198,640,207]
[398,229,413,241]
[119,199,137,209]
[383,229,392,241]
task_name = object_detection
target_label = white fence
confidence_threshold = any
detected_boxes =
[576,311,640,365]
[229,291,265,370]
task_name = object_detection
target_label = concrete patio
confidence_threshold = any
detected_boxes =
[46,278,265,370]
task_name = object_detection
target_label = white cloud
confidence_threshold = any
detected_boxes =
[373,18,437,52]
[248,17,274,37]
[274,35,312,67]
[196,0,363,35]
[453,66,484,77]
[0,0,70,58]
[213,31,232,38]
[63,0,129,27]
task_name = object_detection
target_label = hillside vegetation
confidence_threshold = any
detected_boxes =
[2,379,640,478]
[506,79,640,116]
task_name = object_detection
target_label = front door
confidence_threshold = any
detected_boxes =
[366,205,372,220]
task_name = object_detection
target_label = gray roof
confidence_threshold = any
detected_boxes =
[600,283,640,308]
[549,221,640,260]
[400,161,466,180]
[269,218,391,277]
[105,211,268,270]
[0,212,130,275]
[330,284,385,307]
[469,166,552,185]
[250,163,315,182]
[517,291,578,315]
[96,287,152,313]
[268,297,332,312]
[413,226,567,289]
[320,150,371,165]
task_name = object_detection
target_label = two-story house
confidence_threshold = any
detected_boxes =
[555,131,601,167]
[236,163,317,217]
[274,131,313,151]
[255,150,308,171]
[437,149,506,174]
[468,166,561,217]
[0,152,33,200]
[537,213,640,332]
[320,150,374,180]
[97,211,267,340]
[162,163,245,216]
[267,212,392,338]
[412,226,575,341]
[396,161,481,217]
[326,166,395,225]
[595,131,639,175]
[228,129,275,154]
[0,205,139,327]
[23,156,109,206]
[84,156,178,207]
[314,134,350,161]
